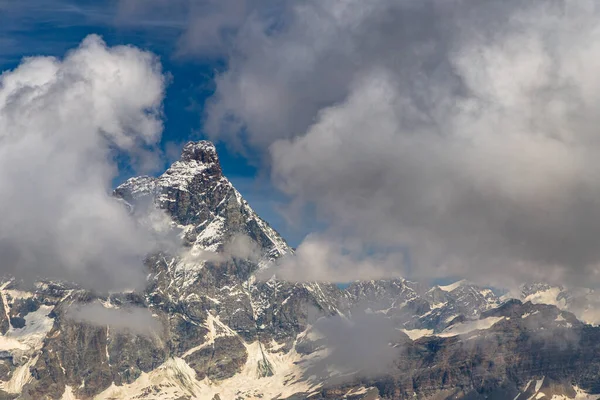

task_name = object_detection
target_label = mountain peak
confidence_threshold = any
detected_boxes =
[180,140,219,164]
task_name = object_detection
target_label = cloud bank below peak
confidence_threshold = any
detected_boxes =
[0,34,170,292]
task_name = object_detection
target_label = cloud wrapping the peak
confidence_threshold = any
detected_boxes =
[0,35,169,292]
[201,0,600,287]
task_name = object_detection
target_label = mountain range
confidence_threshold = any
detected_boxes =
[0,142,599,399]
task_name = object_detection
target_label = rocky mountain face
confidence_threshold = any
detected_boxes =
[0,141,599,399]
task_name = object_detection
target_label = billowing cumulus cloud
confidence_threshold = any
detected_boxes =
[200,0,600,288]
[0,35,169,292]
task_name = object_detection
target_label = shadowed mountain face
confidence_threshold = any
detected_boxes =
[0,142,599,399]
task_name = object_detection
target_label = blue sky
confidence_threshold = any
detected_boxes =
[0,0,309,247]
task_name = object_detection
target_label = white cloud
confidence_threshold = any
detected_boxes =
[0,35,169,292]
[300,310,406,382]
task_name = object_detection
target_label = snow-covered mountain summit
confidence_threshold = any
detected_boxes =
[115,141,289,261]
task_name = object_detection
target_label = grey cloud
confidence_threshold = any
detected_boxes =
[301,310,407,383]
[116,0,286,57]
[0,35,172,292]
[258,234,407,283]
[65,301,162,336]
[200,0,600,288]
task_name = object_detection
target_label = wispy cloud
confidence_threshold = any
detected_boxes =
[195,0,600,289]
[0,0,186,66]
[66,301,162,336]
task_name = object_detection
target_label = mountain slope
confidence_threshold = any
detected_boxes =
[0,141,599,399]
